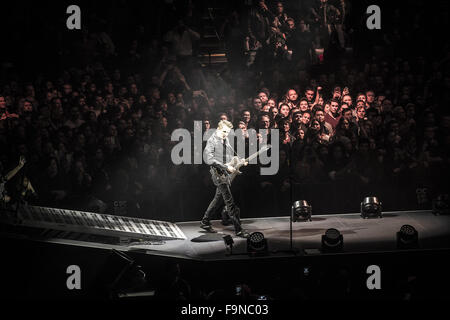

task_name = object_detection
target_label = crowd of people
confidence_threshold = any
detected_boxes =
[241,0,347,71]
[0,0,449,221]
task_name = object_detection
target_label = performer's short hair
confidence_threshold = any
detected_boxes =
[218,120,233,129]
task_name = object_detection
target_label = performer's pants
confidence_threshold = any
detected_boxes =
[202,182,242,233]
[326,24,345,49]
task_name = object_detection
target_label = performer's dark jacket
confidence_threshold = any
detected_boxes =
[204,133,235,184]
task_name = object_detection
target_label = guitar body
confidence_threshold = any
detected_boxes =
[227,156,245,182]
[210,167,230,186]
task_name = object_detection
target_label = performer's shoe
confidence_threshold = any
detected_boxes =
[200,220,217,233]
[235,230,250,238]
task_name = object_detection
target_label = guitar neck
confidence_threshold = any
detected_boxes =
[245,146,270,163]
[228,146,270,182]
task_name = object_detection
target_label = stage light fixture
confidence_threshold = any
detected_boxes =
[321,228,343,253]
[247,232,268,255]
[432,194,449,215]
[360,196,382,218]
[397,225,419,249]
[223,234,234,255]
[292,200,313,222]
[223,234,234,246]
[289,200,312,252]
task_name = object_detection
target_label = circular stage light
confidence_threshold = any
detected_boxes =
[247,232,268,254]
[360,196,382,219]
[321,228,343,253]
[292,200,312,222]
[397,225,419,249]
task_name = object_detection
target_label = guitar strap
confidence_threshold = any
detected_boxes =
[223,137,238,158]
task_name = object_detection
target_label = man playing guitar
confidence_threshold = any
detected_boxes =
[200,120,250,238]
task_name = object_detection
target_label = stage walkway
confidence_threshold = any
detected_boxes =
[124,210,450,260]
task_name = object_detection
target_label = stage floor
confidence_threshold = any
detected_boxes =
[124,210,450,260]
[3,210,450,261]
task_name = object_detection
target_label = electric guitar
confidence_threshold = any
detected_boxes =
[211,144,271,185]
